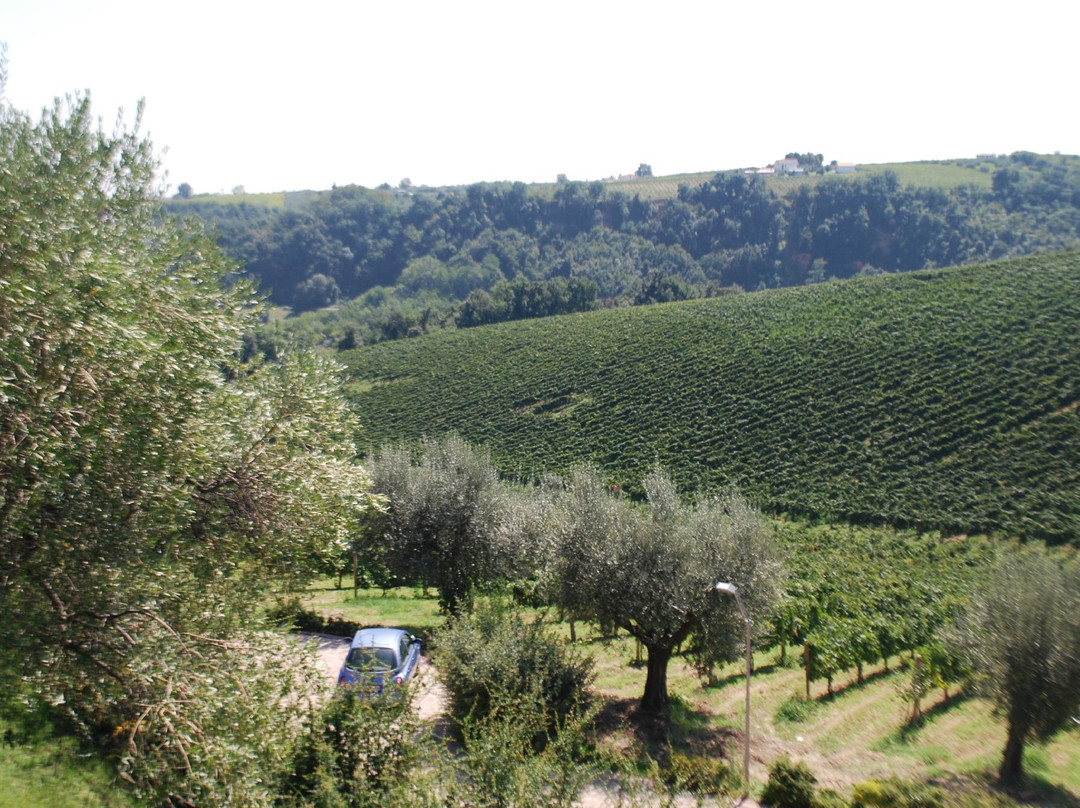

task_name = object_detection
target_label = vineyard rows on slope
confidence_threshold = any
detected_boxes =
[343,252,1080,542]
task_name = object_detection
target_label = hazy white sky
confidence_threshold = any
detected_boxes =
[3,0,1076,194]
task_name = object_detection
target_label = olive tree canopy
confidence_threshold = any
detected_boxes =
[544,465,782,713]
[963,549,1080,783]
[0,79,375,801]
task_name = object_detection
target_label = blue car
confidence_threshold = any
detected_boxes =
[337,627,421,693]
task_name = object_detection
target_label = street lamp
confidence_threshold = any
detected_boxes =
[715,581,751,796]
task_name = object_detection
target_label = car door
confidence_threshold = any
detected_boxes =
[400,635,420,680]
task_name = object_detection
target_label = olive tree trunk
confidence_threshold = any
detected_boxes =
[999,713,1031,783]
[641,643,675,713]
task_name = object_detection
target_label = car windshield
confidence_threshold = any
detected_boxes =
[345,646,398,671]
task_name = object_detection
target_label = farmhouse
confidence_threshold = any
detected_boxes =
[773,157,804,174]
[835,162,856,174]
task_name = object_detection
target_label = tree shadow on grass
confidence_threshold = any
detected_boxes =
[814,664,895,702]
[1009,775,1080,808]
[702,662,780,690]
[893,692,971,741]
[591,696,736,764]
[936,771,1080,808]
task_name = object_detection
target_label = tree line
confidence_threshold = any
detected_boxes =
[167,153,1080,348]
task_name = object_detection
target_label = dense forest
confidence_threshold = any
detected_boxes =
[167,152,1080,347]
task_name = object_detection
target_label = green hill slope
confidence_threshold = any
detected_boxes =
[342,252,1080,542]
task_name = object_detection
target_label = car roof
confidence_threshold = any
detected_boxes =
[350,627,410,649]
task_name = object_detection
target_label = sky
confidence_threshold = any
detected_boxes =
[3,0,1077,195]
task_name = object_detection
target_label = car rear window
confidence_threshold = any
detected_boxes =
[345,646,398,671]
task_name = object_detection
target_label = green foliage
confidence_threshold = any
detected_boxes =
[114,627,323,807]
[451,695,599,808]
[344,253,1080,543]
[541,464,782,712]
[657,749,738,796]
[366,435,539,613]
[0,69,375,802]
[960,547,1080,782]
[434,599,593,728]
[282,687,419,807]
[850,777,945,808]
[761,755,818,808]
[774,523,991,699]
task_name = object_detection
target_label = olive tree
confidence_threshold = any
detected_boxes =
[0,78,375,803]
[963,549,1080,783]
[545,465,782,713]
[367,434,533,613]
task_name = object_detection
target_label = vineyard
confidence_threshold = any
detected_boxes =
[343,252,1080,543]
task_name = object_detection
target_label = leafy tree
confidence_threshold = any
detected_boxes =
[636,163,653,178]
[366,435,532,613]
[294,271,342,310]
[174,181,193,198]
[0,80,374,801]
[544,466,782,712]
[962,549,1080,783]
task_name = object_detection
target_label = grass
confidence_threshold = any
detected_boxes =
[857,160,996,190]
[0,717,135,808]
[165,189,323,209]
[585,161,996,201]
[299,579,447,640]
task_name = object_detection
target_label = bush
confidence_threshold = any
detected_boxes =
[283,687,419,807]
[761,755,818,808]
[851,778,945,808]
[775,693,815,723]
[451,696,598,807]
[435,600,593,729]
[658,750,738,796]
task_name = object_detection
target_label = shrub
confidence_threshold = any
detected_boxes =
[775,693,815,723]
[851,778,945,808]
[658,750,738,796]
[435,599,593,729]
[451,696,598,807]
[283,687,419,807]
[760,755,818,808]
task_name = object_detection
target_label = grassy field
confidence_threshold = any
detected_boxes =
[300,582,1080,806]
[164,189,322,209]
[856,160,997,190]
[589,160,997,201]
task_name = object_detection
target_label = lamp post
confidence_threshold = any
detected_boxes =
[715,581,751,796]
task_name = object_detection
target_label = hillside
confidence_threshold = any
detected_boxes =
[168,151,1080,354]
[343,252,1080,543]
